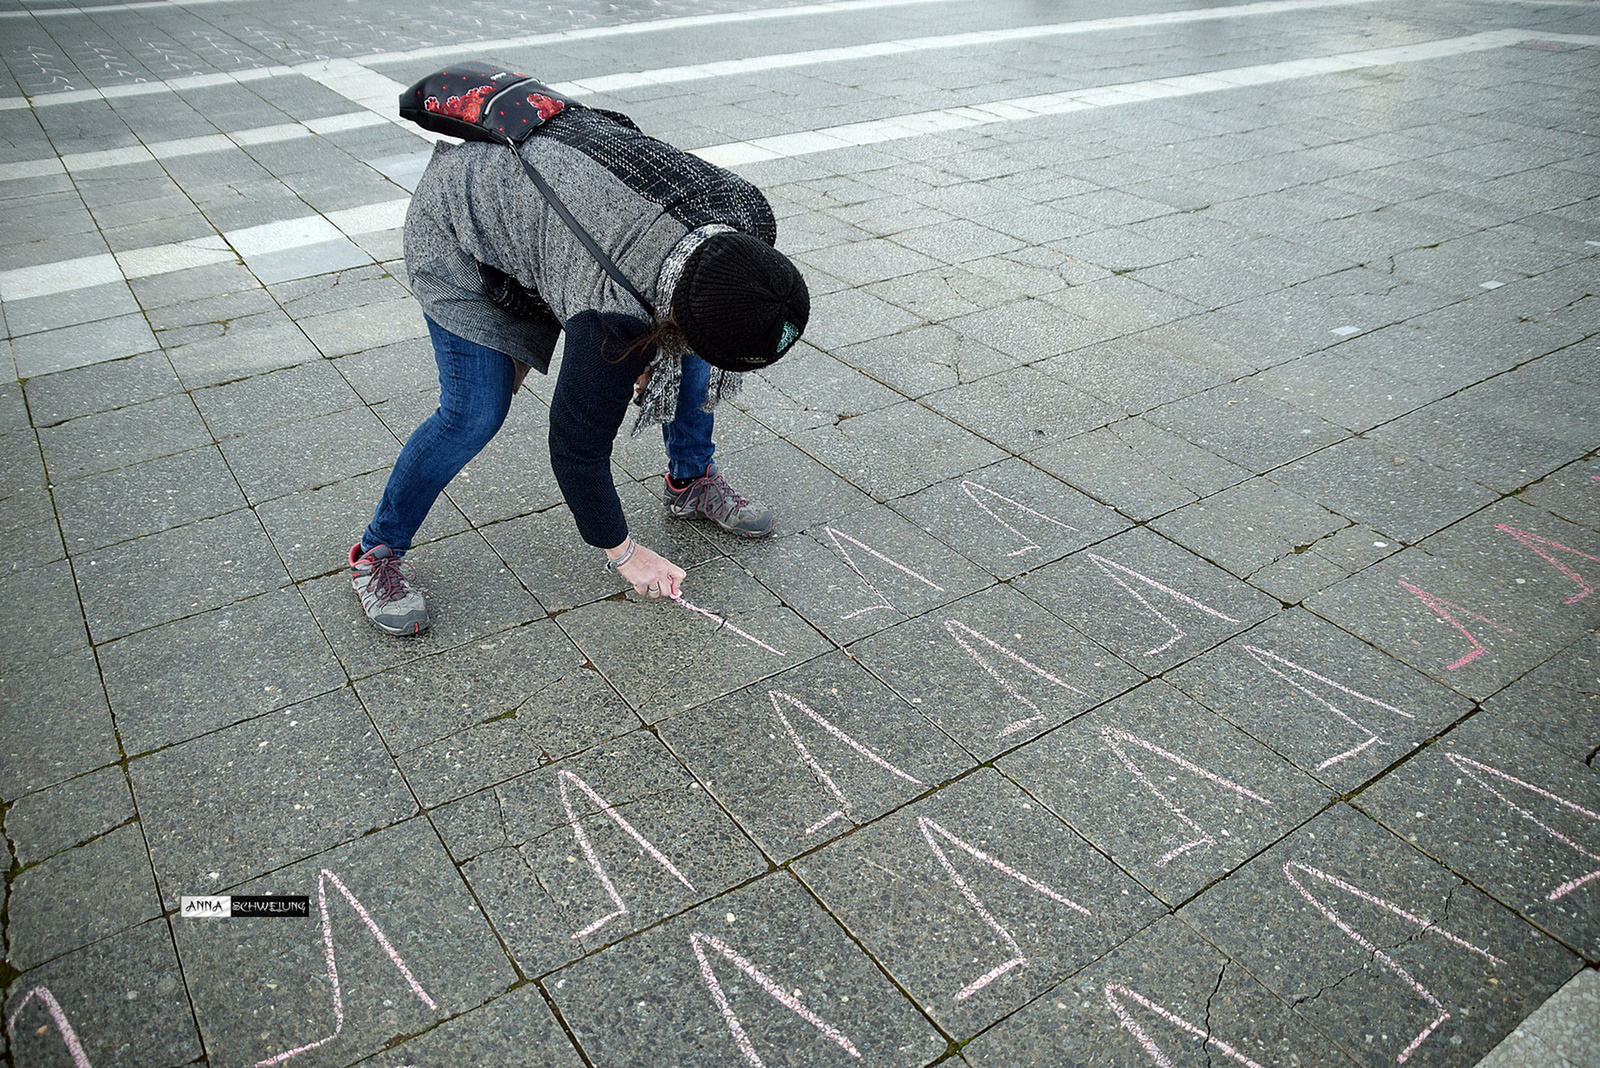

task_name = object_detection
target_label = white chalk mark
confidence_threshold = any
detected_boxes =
[559,769,694,940]
[1443,753,1600,901]
[691,931,862,1067]
[944,619,1085,739]
[256,870,437,1067]
[959,479,1079,557]
[1101,727,1271,866]
[1495,524,1599,604]
[1284,861,1501,1064]
[1241,645,1414,771]
[6,987,93,1068]
[1087,553,1240,657]
[1103,983,1267,1068]
[675,595,787,656]
[918,816,1090,1000]
[1396,580,1515,670]
[769,691,922,836]
[824,526,944,620]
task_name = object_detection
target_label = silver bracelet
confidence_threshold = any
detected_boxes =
[603,536,636,573]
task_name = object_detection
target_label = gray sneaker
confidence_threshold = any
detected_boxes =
[663,464,776,538]
[349,543,431,635]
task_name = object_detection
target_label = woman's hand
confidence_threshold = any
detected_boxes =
[611,540,685,599]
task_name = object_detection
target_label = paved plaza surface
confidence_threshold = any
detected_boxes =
[1,0,1597,1065]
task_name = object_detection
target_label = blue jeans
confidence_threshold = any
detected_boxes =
[363,317,716,553]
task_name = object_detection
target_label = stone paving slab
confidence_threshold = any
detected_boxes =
[793,768,1164,1039]
[1354,712,1600,961]
[660,652,970,862]
[961,914,1355,1068]
[431,729,768,977]
[1000,680,1329,906]
[1183,803,1582,1068]
[546,871,948,1067]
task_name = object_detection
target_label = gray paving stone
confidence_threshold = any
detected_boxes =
[797,236,944,287]
[546,871,946,1067]
[1478,636,1599,767]
[1518,457,1600,536]
[257,466,471,582]
[1029,417,1253,521]
[12,312,158,377]
[1477,968,1600,1068]
[20,350,183,428]
[52,444,247,554]
[38,392,213,482]
[1355,714,1600,960]
[296,293,427,358]
[4,765,134,865]
[961,915,1352,1068]
[744,501,995,646]
[558,555,830,722]
[1037,335,1229,419]
[737,346,903,435]
[854,582,1143,761]
[7,823,162,971]
[1001,679,1327,906]
[1145,383,1349,475]
[1151,476,1347,581]
[0,380,24,433]
[1417,498,1600,613]
[660,653,968,862]
[193,357,365,438]
[1168,608,1474,793]
[418,406,569,524]
[1,557,88,663]
[1306,549,1587,702]
[0,428,46,500]
[355,984,586,1068]
[483,484,719,614]
[221,405,401,503]
[1014,526,1282,676]
[833,322,1015,400]
[1271,436,1501,546]
[0,646,118,799]
[890,458,1129,581]
[162,309,323,389]
[332,335,440,403]
[924,365,1121,454]
[3,918,202,1068]
[100,586,345,753]
[1183,804,1582,1068]
[795,768,1162,1037]
[301,529,545,678]
[794,400,1008,503]
[173,818,515,1068]
[75,508,288,643]
[244,236,375,286]
[132,690,415,908]
[943,297,1116,363]
[432,729,767,976]
[799,285,923,350]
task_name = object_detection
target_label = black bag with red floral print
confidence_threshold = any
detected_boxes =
[398,62,658,319]
[398,62,573,145]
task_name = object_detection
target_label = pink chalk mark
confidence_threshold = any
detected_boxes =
[1284,861,1501,1064]
[675,595,786,656]
[806,811,848,835]
[6,987,93,1068]
[1100,727,1271,867]
[256,870,437,1067]
[944,620,1085,739]
[1242,645,1414,771]
[768,690,922,836]
[959,479,1078,558]
[824,526,943,620]
[1443,752,1600,901]
[1103,983,1267,1068]
[918,816,1090,1001]
[690,931,861,1067]
[1087,553,1240,657]
[1395,580,1514,670]
[559,769,694,940]
[1495,524,1599,604]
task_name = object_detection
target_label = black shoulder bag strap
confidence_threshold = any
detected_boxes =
[509,147,658,321]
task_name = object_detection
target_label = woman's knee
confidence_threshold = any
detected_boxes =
[436,394,511,449]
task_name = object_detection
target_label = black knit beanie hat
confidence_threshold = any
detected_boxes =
[671,233,810,372]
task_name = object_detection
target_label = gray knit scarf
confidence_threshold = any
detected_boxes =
[630,224,743,436]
